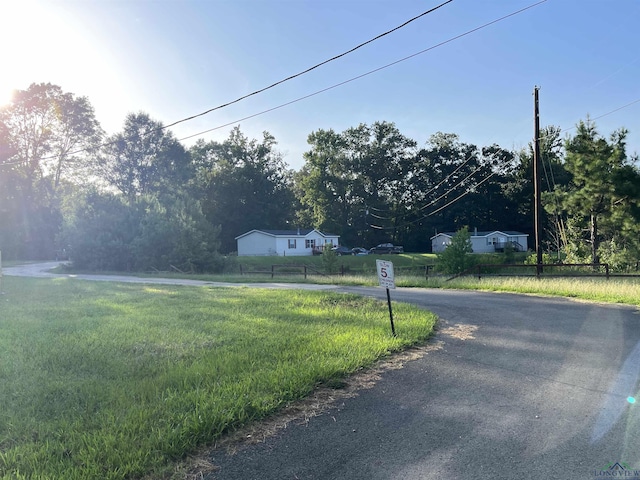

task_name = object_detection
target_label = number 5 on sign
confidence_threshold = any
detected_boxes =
[376,259,396,336]
[376,259,395,289]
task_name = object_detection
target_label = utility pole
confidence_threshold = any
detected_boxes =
[533,86,543,276]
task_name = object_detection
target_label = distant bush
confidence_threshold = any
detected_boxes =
[436,227,476,274]
[62,191,225,273]
[322,243,338,274]
[524,252,556,265]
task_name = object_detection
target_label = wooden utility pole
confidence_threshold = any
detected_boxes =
[533,86,543,276]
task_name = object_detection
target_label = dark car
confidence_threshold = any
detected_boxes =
[331,245,353,256]
[351,247,369,256]
[369,243,404,254]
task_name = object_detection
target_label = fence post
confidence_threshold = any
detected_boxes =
[271,265,275,279]
[605,263,610,280]
[239,264,243,275]
[304,265,307,279]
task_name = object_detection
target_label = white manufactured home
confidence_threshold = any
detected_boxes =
[431,230,529,254]
[235,229,340,256]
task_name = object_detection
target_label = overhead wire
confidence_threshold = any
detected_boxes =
[369,171,498,230]
[163,0,455,131]
[367,162,495,229]
[368,160,489,224]
[367,148,478,214]
[178,0,549,143]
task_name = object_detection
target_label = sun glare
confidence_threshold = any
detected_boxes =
[0,84,15,107]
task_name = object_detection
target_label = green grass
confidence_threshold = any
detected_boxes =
[433,276,640,306]
[0,277,436,480]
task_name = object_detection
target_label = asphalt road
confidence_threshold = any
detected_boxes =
[5,263,640,479]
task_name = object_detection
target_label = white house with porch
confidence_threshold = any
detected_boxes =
[431,230,529,254]
[235,229,340,256]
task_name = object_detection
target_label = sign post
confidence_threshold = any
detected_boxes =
[376,259,396,337]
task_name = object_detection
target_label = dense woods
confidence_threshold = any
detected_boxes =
[2,83,640,271]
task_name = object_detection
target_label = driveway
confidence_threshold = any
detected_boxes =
[5,263,640,478]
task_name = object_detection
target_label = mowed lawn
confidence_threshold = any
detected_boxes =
[0,277,436,480]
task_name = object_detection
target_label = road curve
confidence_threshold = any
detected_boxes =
[5,263,640,479]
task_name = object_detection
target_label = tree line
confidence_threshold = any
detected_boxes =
[1,83,640,272]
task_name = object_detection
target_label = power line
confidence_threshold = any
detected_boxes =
[369,172,498,230]
[164,0,455,131]
[537,97,640,139]
[179,0,548,143]
[368,148,478,214]
[368,161,488,224]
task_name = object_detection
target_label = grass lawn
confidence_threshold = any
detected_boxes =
[0,277,436,480]
[438,276,640,306]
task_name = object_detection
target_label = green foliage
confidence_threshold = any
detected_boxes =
[130,194,222,272]
[61,190,139,271]
[435,226,475,274]
[524,252,556,265]
[557,119,640,264]
[503,242,515,264]
[62,191,224,272]
[297,122,416,248]
[97,112,193,201]
[597,239,640,272]
[321,243,338,274]
[191,127,296,254]
[0,277,436,479]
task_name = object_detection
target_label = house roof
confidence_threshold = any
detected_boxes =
[430,230,528,240]
[235,228,340,240]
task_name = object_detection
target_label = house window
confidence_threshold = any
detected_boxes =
[305,239,316,249]
[288,239,296,249]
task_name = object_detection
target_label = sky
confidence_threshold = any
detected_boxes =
[1,0,639,171]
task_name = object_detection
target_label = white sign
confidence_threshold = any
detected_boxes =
[376,259,395,289]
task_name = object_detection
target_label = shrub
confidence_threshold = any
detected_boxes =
[436,227,476,274]
[322,243,338,274]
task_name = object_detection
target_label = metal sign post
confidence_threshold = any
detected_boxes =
[376,259,396,337]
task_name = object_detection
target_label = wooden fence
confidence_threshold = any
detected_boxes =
[239,263,436,279]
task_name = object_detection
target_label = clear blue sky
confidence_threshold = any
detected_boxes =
[2,0,639,170]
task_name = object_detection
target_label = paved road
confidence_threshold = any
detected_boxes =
[1,262,340,290]
[5,263,640,478]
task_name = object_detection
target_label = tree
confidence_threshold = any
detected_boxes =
[97,113,193,202]
[63,190,224,272]
[295,128,351,239]
[558,119,640,264]
[297,121,416,248]
[62,190,140,271]
[436,226,475,274]
[0,83,102,258]
[406,133,515,250]
[192,127,296,253]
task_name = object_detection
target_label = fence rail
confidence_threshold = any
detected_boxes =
[239,263,437,279]
[239,264,329,279]
[449,263,623,281]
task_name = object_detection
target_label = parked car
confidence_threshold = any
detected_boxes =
[351,247,369,256]
[369,243,404,254]
[331,245,353,256]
